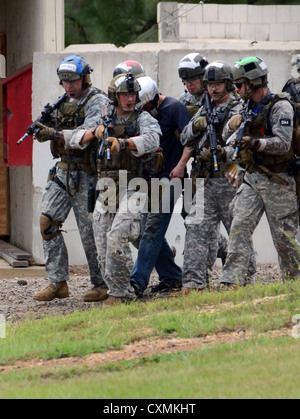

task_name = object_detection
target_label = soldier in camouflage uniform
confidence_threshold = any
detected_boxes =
[79,73,161,305]
[176,61,257,295]
[282,55,300,103]
[178,52,209,117]
[33,55,109,303]
[220,56,300,287]
[178,52,228,267]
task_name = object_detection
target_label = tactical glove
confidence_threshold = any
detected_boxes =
[199,147,211,161]
[93,125,105,140]
[193,116,207,133]
[241,136,261,151]
[229,114,243,131]
[105,137,129,155]
[216,145,226,160]
[200,145,226,162]
[35,123,57,143]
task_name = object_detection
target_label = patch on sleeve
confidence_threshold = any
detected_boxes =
[280,118,291,127]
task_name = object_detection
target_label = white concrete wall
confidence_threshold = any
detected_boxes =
[31,42,300,267]
[5,0,64,74]
[158,3,300,43]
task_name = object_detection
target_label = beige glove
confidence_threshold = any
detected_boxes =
[229,115,243,131]
[199,147,211,161]
[216,145,226,160]
[200,146,226,162]
[93,125,105,140]
[35,122,56,143]
[193,116,207,133]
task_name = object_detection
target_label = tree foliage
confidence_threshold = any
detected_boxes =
[65,0,300,47]
[65,0,170,47]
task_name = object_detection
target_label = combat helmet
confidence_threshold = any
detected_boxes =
[232,56,269,88]
[108,73,141,106]
[178,52,209,80]
[57,55,93,89]
[136,76,159,109]
[203,60,234,92]
[113,60,146,78]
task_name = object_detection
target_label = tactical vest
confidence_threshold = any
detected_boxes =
[193,98,240,179]
[98,109,164,182]
[184,92,205,118]
[244,94,295,173]
[52,88,106,174]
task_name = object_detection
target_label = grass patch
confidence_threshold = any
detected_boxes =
[0,280,299,364]
[1,336,300,399]
[0,280,300,398]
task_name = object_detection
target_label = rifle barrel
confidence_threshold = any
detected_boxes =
[17,133,29,145]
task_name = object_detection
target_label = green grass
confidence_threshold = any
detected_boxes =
[1,336,300,399]
[0,280,300,398]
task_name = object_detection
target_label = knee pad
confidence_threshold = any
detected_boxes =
[40,214,62,241]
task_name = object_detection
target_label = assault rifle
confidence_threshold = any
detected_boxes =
[98,106,114,161]
[204,91,219,172]
[226,100,253,161]
[17,93,67,145]
[282,79,300,104]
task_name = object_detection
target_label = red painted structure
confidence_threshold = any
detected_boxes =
[0,64,33,166]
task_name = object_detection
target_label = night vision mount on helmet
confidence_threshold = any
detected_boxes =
[108,73,141,106]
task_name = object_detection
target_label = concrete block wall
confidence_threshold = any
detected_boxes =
[158,2,300,43]
[30,42,300,267]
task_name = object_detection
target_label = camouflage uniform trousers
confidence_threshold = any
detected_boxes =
[41,167,104,287]
[182,178,256,290]
[221,172,300,284]
[93,190,148,299]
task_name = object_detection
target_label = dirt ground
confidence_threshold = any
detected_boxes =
[0,326,290,375]
[0,263,282,324]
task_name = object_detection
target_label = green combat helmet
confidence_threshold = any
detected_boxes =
[233,56,269,88]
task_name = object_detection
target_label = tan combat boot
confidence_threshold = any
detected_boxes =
[103,296,123,306]
[83,287,109,302]
[33,281,69,301]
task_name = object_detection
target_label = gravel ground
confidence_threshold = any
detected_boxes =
[0,264,282,324]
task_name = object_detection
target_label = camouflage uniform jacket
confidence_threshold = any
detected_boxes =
[180,94,241,174]
[224,90,295,174]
